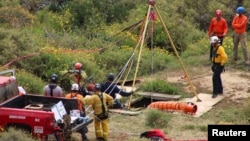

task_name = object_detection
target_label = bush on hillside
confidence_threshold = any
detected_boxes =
[139,79,182,95]
[0,127,38,141]
[16,69,46,94]
[145,109,172,128]
[0,6,34,28]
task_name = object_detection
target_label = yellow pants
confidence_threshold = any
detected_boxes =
[94,117,109,141]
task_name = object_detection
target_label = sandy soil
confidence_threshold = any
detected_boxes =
[165,66,250,102]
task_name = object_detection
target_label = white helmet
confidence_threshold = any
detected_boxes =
[210,36,219,44]
[71,83,79,91]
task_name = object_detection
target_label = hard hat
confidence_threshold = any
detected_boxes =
[215,9,222,16]
[71,83,79,91]
[86,83,95,91]
[94,83,101,91]
[107,73,114,81]
[236,6,245,14]
[74,62,82,69]
[210,36,219,44]
[50,74,58,83]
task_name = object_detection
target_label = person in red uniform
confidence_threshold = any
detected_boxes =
[231,6,249,65]
[208,9,228,60]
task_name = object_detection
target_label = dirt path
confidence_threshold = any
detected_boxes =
[164,66,250,101]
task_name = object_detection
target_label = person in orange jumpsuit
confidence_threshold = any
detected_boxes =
[208,9,228,60]
[80,83,114,141]
[231,6,249,65]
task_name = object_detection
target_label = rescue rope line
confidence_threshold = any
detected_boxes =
[153,5,201,102]
[0,53,40,69]
[149,8,155,104]
[127,4,153,109]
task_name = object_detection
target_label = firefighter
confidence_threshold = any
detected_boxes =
[101,73,132,109]
[61,62,89,96]
[65,83,89,141]
[44,73,63,97]
[80,83,114,141]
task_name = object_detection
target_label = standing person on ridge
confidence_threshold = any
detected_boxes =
[208,9,228,60]
[65,83,90,141]
[210,36,227,98]
[101,73,132,109]
[231,6,250,65]
[44,73,63,97]
[80,83,114,141]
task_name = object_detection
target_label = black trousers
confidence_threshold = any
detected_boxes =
[212,64,224,95]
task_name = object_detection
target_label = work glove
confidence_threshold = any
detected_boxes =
[68,70,74,73]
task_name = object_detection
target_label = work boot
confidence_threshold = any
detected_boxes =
[82,136,89,141]
[96,137,105,141]
[81,133,89,141]
[212,94,217,98]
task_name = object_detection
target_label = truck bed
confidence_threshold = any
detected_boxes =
[0,94,78,113]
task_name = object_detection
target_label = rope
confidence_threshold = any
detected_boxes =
[127,4,153,109]
[149,8,155,104]
[153,5,201,102]
[0,53,40,69]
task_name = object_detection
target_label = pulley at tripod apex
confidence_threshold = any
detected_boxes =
[148,0,155,6]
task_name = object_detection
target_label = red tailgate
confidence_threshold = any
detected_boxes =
[0,107,56,136]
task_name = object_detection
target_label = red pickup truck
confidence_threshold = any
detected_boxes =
[0,69,93,141]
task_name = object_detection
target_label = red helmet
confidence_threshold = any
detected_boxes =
[86,83,95,91]
[74,62,82,69]
[215,9,222,16]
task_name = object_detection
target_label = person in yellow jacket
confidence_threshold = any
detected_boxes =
[61,62,89,96]
[80,83,114,141]
[210,36,227,98]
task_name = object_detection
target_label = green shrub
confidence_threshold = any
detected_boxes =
[16,69,46,94]
[0,127,38,141]
[0,6,34,28]
[241,99,250,123]
[145,109,172,128]
[139,79,181,95]
[0,28,41,66]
